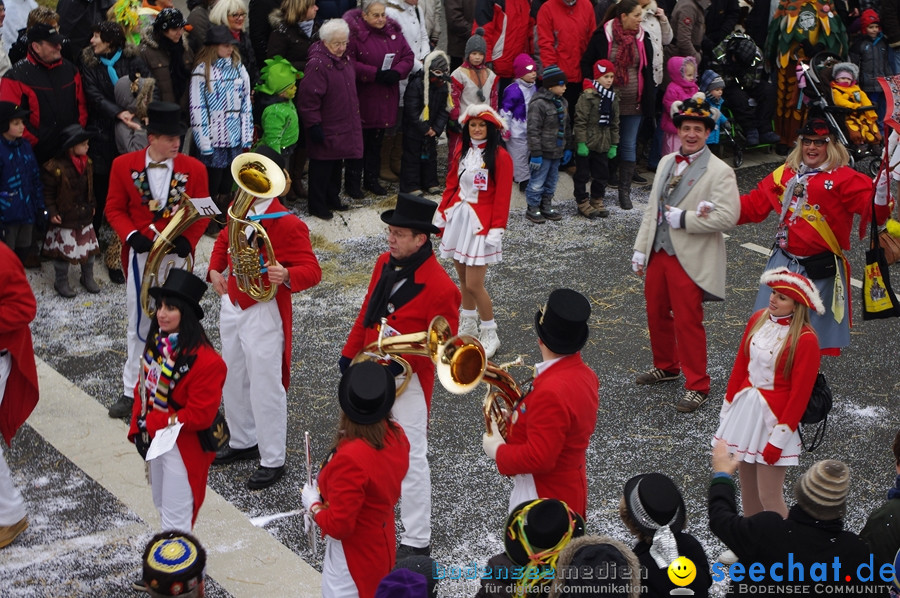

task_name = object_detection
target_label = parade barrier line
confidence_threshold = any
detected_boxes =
[28,356,321,597]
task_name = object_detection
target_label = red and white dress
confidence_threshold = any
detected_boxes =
[713,310,820,466]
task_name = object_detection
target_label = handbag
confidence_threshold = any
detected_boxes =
[799,372,832,452]
[798,251,837,280]
[879,228,900,265]
[198,410,230,453]
[863,201,900,320]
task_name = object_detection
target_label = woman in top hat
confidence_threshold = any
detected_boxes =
[435,104,512,359]
[301,361,409,598]
[736,116,889,356]
[127,268,226,538]
[619,472,712,596]
[41,124,102,298]
[713,268,823,522]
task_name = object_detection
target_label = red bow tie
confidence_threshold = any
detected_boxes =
[675,154,692,165]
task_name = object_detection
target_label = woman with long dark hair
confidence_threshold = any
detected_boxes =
[434,104,512,358]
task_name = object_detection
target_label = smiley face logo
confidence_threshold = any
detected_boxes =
[667,556,697,587]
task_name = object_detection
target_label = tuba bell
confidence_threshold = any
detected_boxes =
[351,316,487,396]
[227,153,286,302]
[482,357,526,440]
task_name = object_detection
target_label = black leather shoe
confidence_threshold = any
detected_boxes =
[108,394,132,418]
[364,180,388,196]
[247,465,285,490]
[213,444,260,465]
[309,208,333,221]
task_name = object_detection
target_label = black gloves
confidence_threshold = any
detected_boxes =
[135,418,150,459]
[128,232,153,254]
[172,236,192,258]
[375,69,401,85]
[308,124,325,145]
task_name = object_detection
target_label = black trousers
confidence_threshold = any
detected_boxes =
[346,128,385,185]
[722,80,776,133]
[399,134,439,193]
[573,151,609,201]
[308,158,343,214]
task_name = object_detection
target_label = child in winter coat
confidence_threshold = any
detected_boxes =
[849,9,889,126]
[661,56,698,154]
[703,74,729,150]
[42,125,101,298]
[525,66,573,224]
[400,49,451,195]
[449,27,498,155]
[573,59,619,219]
[500,53,538,191]
[0,102,44,266]
[830,61,881,145]
[255,56,301,158]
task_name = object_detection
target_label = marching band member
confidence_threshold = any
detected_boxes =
[340,193,461,558]
[207,146,321,490]
[482,288,599,519]
[105,101,210,420]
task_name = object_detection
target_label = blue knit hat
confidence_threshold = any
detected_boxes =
[542,65,567,89]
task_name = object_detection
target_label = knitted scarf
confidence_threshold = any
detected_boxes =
[363,243,433,328]
[611,17,638,87]
[141,332,180,413]
[99,49,123,85]
[592,82,615,126]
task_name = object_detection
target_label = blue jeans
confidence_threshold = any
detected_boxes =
[526,157,561,207]
[618,114,643,163]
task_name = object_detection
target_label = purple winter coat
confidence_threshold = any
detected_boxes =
[297,42,364,161]
[343,8,415,129]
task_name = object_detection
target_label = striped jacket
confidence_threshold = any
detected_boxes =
[189,57,253,154]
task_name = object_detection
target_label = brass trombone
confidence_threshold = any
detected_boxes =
[482,357,527,440]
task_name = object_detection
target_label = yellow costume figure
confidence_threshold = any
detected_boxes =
[830,62,881,145]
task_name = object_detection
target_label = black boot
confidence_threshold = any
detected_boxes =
[345,164,365,200]
[364,175,388,196]
[540,196,562,221]
[618,161,635,210]
[53,260,76,298]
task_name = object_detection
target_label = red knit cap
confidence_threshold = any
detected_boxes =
[594,59,615,79]
[861,9,880,28]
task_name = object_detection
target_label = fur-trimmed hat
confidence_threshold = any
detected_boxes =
[465,27,486,59]
[794,460,850,521]
[514,53,536,79]
[671,92,719,130]
[832,61,859,82]
[760,267,826,315]
[459,103,507,130]
[861,8,880,28]
[421,49,451,122]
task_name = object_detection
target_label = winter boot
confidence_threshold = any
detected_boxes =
[80,257,101,293]
[479,321,500,359]
[53,260,76,298]
[576,198,599,219]
[540,196,562,221]
[589,196,610,218]
[290,148,308,199]
[525,205,546,223]
[458,310,479,337]
[364,176,388,196]
[379,134,399,182]
[345,164,365,199]
[617,161,635,210]
[607,157,619,188]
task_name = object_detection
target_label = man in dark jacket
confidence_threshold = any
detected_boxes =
[702,0,739,67]
[445,0,476,70]
[860,429,900,568]
[710,442,889,596]
[5,23,87,164]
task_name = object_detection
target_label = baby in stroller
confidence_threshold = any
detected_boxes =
[830,62,881,145]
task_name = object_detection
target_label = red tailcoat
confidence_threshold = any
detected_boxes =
[495,353,599,518]
[0,244,39,447]
[105,149,210,275]
[438,145,513,235]
[317,427,409,598]
[208,198,322,389]
[128,343,227,526]
[342,252,461,409]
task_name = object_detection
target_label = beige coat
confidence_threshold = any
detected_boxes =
[633,148,739,300]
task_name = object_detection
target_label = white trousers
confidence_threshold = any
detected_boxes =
[149,444,193,533]
[322,537,358,598]
[123,249,185,396]
[391,373,431,548]
[0,352,26,526]
[219,296,286,467]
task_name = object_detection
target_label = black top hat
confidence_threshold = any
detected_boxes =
[148,269,207,320]
[672,93,717,130]
[799,116,835,137]
[27,23,62,45]
[58,124,94,151]
[0,101,30,134]
[142,531,206,596]
[504,499,585,566]
[623,473,686,537]
[381,193,441,235]
[534,288,590,355]
[338,361,396,425]
[146,101,187,137]
[205,24,239,46]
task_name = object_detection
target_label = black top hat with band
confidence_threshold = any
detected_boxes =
[381,193,440,234]
[672,92,717,130]
[205,25,239,46]
[149,269,207,320]
[146,101,187,137]
[338,361,396,425]
[799,116,835,137]
[142,531,206,596]
[534,288,590,355]
[504,499,585,566]
[623,473,686,537]
[27,23,62,45]
[0,101,30,134]
[58,124,94,151]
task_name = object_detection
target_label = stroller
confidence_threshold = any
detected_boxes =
[798,52,881,176]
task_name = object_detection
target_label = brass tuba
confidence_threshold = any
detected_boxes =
[351,316,487,396]
[482,357,527,440]
[227,153,286,302]
[140,194,210,317]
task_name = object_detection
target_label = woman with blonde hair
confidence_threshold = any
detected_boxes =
[209,0,258,83]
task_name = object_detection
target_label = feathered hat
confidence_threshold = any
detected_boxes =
[459,103,507,131]
[760,267,826,315]
[420,49,451,122]
[671,91,719,130]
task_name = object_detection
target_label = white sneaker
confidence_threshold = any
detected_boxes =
[458,315,478,338]
[480,327,500,359]
[718,549,738,565]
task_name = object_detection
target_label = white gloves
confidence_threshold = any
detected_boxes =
[631,251,646,273]
[301,482,322,512]
[875,170,890,206]
[486,228,504,247]
[482,421,505,461]
[665,206,684,229]
[696,201,715,217]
